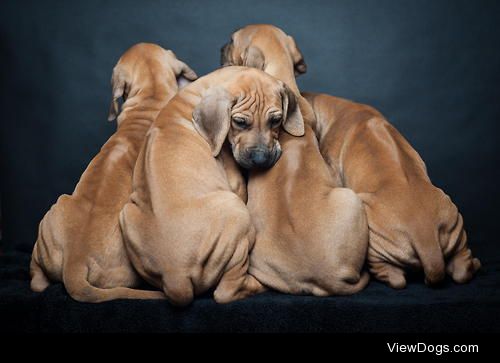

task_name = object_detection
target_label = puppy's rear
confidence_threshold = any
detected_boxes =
[304,92,480,288]
[247,125,369,296]
[30,43,197,302]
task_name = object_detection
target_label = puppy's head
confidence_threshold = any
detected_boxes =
[221,24,307,77]
[108,43,197,122]
[193,68,303,169]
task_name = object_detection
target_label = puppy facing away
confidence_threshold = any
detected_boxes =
[247,124,369,295]
[222,24,480,288]
[221,24,370,295]
[30,43,198,302]
[119,66,304,306]
[302,93,480,288]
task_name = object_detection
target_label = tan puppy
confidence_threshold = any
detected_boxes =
[302,93,480,288]
[30,43,198,302]
[221,24,369,295]
[119,66,304,306]
[221,24,314,132]
[247,124,369,295]
[222,24,480,288]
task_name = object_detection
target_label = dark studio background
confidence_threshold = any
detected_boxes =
[0,0,499,334]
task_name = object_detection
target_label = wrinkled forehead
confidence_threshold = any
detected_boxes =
[229,74,283,114]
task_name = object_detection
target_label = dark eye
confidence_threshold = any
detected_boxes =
[269,115,282,128]
[232,117,249,129]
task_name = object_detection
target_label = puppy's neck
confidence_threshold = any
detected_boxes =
[117,78,178,131]
[265,57,317,132]
[264,53,301,94]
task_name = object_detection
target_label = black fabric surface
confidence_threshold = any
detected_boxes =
[1,0,499,333]
[1,250,499,333]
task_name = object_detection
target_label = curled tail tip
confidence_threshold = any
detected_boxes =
[338,270,370,295]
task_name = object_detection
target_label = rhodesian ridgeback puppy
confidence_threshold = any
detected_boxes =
[222,24,480,288]
[247,124,369,295]
[221,24,369,295]
[302,93,481,288]
[221,24,314,132]
[119,66,304,306]
[30,43,198,302]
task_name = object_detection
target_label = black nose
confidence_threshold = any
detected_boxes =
[248,148,270,167]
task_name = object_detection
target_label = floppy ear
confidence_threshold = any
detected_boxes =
[107,66,128,122]
[174,59,198,81]
[192,87,235,157]
[243,46,265,70]
[280,83,305,136]
[220,39,234,66]
[287,35,307,76]
[165,50,198,88]
[173,59,198,89]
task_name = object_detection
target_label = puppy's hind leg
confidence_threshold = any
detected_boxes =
[447,249,481,284]
[214,229,266,304]
[214,258,266,304]
[161,275,194,307]
[326,188,369,294]
[446,227,481,284]
[30,247,51,292]
[369,259,407,289]
[367,227,408,289]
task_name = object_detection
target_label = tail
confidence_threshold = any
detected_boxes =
[332,270,370,295]
[411,229,445,286]
[63,262,165,303]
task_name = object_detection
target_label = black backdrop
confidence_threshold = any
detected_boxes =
[1,0,499,254]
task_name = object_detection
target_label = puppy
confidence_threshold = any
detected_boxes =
[222,24,370,295]
[247,124,369,295]
[221,24,315,130]
[30,43,197,302]
[302,93,481,288]
[223,24,480,288]
[119,66,304,306]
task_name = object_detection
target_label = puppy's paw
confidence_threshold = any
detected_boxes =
[446,249,481,284]
[214,274,265,304]
[370,261,407,289]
